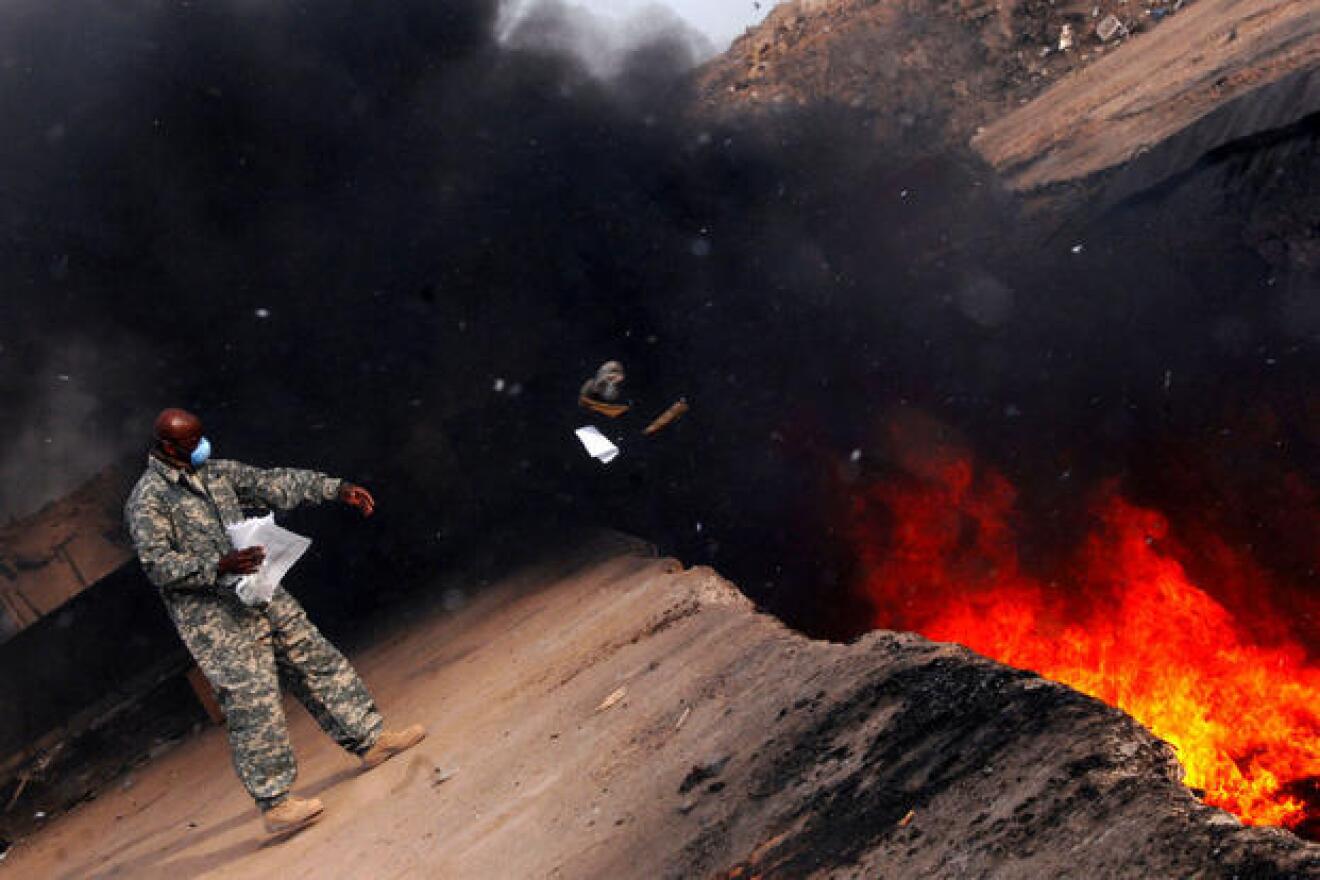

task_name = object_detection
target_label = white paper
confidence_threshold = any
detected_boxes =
[225,513,312,606]
[575,425,620,464]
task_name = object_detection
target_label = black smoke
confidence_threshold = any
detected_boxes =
[0,0,1315,647]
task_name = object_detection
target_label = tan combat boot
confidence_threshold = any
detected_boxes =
[263,795,324,835]
[360,724,427,770]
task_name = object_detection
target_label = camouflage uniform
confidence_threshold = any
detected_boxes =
[125,456,383,808]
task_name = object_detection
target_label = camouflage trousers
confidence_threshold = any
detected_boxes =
[162,585,383,806]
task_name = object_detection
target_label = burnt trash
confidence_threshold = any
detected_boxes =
[1096,14,1128,43]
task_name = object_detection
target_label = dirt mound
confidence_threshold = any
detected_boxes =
[694,0,1192,154]
[6,541,1315,877]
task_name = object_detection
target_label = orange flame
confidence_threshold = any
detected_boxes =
[848,457,1320,835]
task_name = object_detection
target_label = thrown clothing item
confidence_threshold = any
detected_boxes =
[580,360,631,418]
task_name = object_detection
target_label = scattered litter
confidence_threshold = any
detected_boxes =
[899,809,916,827]
[1096,14,1127,43]
[595,687,627,713]
[678,755,730,794]
[1058,24,1074,52]
[850,448,862,462]
[56,374,71,382]
[675,706,692,730]
[33,811,46,820]
[493,378,506,392]
[575,426,620,464]
[695,522,703,534]
[432,767,458,787]
[1071,243,1085,254]
[1163,369,1173,393]
[254,307,271,319]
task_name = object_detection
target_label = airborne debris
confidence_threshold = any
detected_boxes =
[575,426,620,464]
[1059,24,1075,52]
[642,399,689,436]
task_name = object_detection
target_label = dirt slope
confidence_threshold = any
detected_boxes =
[972,0,1320,194]
[5,537,1315,878]
[694,0,1196,154]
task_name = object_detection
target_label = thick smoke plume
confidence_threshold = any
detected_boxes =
[0,0,1315,648]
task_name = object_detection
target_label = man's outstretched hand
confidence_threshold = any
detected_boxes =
[339,483,376,517]
[219,546,266,576]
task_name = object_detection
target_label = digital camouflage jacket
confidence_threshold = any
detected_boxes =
[125,456,342,592]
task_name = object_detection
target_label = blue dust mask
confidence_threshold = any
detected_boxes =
[190,436,212,468]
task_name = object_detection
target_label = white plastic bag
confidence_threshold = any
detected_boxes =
[575,426,620,464]
[224,513,311,606]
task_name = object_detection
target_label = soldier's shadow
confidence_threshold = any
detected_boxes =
[86,766,361,880]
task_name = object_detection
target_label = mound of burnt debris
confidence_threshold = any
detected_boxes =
[694,0,1198,153]
[663,596,1319,879]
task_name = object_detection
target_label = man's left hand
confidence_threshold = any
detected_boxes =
[339,483,376,517]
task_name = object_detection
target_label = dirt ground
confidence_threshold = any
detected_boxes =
[972,0,1320,192]
[4,535,1316,879]
[693,0,1206,153]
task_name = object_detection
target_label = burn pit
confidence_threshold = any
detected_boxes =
[841,439,1319,838]
[0,0,1316,854]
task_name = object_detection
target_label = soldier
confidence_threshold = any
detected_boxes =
[124,408,425,836]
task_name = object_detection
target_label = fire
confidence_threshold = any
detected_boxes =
[847,456,1320,836]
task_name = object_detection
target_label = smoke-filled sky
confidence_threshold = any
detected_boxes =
[0,0,1314,645]
[506,0,768,45]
